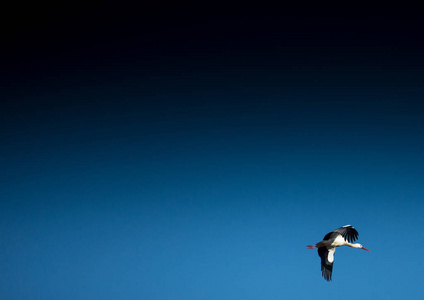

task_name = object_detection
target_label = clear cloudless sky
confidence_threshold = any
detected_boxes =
[1,4,424,300]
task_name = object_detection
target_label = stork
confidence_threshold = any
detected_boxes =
[307,225,370,281]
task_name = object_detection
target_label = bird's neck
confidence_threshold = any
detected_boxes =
[346,243,361,248]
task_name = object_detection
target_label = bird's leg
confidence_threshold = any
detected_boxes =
[306,241,326,249]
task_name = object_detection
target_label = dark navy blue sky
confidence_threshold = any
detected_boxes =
[2,5,424,299]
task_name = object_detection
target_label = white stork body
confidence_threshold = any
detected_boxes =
[307,225,370,281]
[324,234,353,248]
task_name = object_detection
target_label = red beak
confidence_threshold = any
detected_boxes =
[362,247,370,252]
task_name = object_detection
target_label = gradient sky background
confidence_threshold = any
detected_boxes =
[2,4,424,299]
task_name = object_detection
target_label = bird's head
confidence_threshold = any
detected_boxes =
[355,244,370,251]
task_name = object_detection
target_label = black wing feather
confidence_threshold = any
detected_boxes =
[323,225,359,243]
[318,247,334,281]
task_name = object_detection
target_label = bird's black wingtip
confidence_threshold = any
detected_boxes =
[322,272,332,282]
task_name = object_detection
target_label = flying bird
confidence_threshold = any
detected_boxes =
[307,225,370,281]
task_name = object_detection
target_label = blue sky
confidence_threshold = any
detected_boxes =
[2,5,424,299]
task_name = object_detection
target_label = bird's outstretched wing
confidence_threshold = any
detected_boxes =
[323,225,359,243]
[318,246,335,281]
